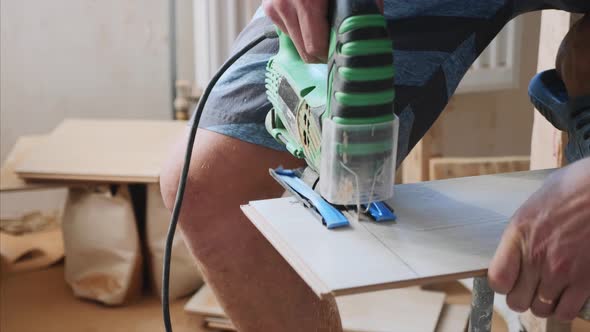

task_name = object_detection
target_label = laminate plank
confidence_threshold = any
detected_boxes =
[242,170,552,297]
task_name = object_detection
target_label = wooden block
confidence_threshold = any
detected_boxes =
[187,284,447,332]
[428,156,530,180]
[242,170,551,298]
[0,136,56,191]
[15,119,186,183]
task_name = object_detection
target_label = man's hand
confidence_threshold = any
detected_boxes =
[488,158,590,321]
[262,0,384,63]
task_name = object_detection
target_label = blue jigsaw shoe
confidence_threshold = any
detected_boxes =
[529,69,590,160]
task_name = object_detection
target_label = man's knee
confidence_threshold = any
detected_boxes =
[158,131,219,217]
[159,135,218,217]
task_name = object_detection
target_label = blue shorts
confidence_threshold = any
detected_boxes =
[195,0,589,163]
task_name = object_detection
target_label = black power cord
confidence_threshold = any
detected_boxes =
[162,28,278,332]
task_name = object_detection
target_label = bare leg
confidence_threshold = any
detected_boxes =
[160,129,342,332]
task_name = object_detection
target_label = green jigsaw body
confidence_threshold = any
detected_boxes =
[265,0,398,205]
[265,31,326,169]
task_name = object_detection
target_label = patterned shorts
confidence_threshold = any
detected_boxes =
[194,0,588,163]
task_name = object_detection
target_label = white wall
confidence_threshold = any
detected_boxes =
[193,0,261,89]
[1,0,174,161]
[176,0,196,83]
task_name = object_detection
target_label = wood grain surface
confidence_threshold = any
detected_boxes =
[242,170,552,298]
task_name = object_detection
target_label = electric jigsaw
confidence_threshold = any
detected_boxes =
[162,2,399,329]
[265,0,399,227]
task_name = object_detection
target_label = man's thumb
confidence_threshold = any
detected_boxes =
[488,225,522,294]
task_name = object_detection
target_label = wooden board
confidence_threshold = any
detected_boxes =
[0,136,57,191]
[186,284,447,332]
[15,119,186,183]
[429,156,530,181]
[242,170,551,298]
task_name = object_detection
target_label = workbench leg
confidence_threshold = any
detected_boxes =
[469,276,495,332]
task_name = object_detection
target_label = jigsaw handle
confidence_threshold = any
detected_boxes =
[326,0,395,121]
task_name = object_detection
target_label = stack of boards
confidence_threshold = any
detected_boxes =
[185,284,470,332]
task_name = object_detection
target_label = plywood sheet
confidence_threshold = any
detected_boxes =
[15,119,186,183]
[242,170,551,297]
[186,284,447,332]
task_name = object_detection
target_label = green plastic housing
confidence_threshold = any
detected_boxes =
[265,0,397,204]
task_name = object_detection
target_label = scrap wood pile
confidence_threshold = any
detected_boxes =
[184,283,471,332]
